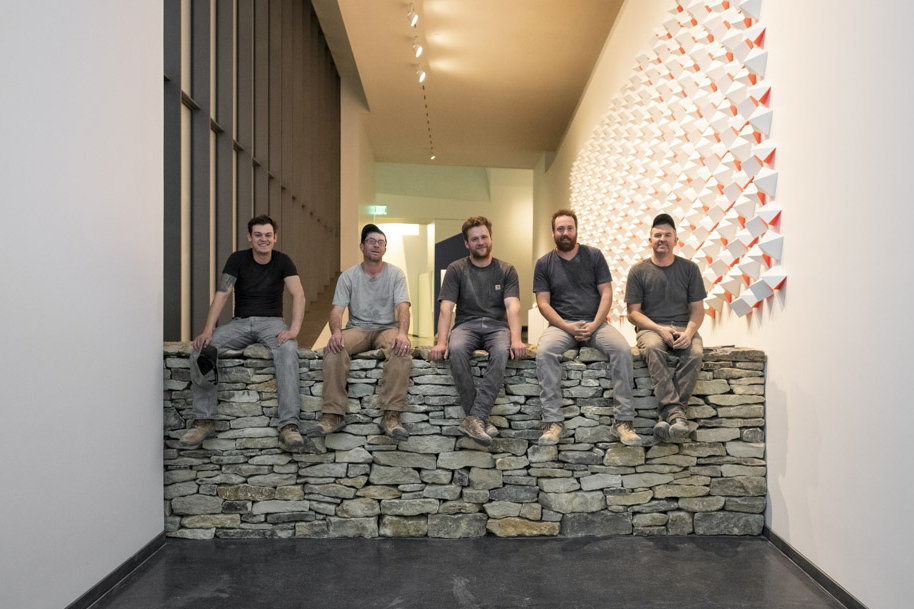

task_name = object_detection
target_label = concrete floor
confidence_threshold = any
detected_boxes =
[89,535,846,609]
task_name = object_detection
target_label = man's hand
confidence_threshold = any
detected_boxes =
[327,331,346,354]
[575,320,602,342]
[393,333,412,357]
[429,341,449,361]
[510,339,527,360]
[657,326,677,347]
[193,330,213,351]
[276,329,298,346]
[671,328,694,350]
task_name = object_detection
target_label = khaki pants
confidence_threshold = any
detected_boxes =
[321,327,411,415]
[636,326,703,421]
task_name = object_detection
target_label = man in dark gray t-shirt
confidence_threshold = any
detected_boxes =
[431,217,527,446]
[532,209,638,447]
[625,213,707,442]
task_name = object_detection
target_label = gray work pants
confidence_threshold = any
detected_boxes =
[536,323,634,423]
[191,316,301,427]
[447,319,511,421]
[636,327,703,421]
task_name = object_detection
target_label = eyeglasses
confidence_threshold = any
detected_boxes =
[364,238,387,247]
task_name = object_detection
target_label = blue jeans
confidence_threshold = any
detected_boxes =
[447,319,511,420]
[536,323,634,423]
[191,316,301,427]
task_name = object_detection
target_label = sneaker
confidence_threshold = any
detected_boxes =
[380,410,409,441]
[459,416,492,446]
[178,419,215,448]
[653,420,671,442]
[307,413,345,437]
[538,422,564,446]
[611,419,642,446]
[279,424,306,453]
[669,414,690,439]
[485,423,499,437]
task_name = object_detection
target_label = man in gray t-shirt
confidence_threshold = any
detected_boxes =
[533,209,638,446]
[310,224,412,441]
[430,217,527,446]
[625,213,707,442]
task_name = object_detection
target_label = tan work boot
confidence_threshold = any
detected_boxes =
[538,422,564,446]
[179,419,215,448]
[485,422,499,437]
[279,424,306,453]
[307,413,345,437]
[669,414,690,439]
[611,419,642,446]
[380,410,409,441]
[459,415,492,446]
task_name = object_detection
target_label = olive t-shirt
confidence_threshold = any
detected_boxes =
[624,256,706,326]
[532,244,612,322]
[438,257,520,327]
[223,249,298,318]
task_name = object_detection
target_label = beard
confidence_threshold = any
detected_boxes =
[470,244,491,259]
[555,235,576,252]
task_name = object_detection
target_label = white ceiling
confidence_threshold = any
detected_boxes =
[314,0,624,169]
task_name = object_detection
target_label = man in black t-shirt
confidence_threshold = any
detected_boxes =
[179,215,308,453]
[625,213,707,443]
[533,209,638,446]
[430,217,527,446]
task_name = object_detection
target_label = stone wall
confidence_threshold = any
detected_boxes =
[163,344,766,539]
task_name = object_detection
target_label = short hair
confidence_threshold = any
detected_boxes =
[651,213,676,231]
[248,215,277,233]
[551,209,578,230]
[461,216,492,240]
[361,223,386,243]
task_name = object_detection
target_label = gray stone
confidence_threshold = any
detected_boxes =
[539,491,606,514]
[326,517,378,538]
[247,473,298,487]
[604,445,645,466]
[633,513,668,527]
[621,473,674,488]
[336,447,373,464]
[373,452,437,469]
[741,428,765,443]
[692,379,730,395]
[483,501,522,519]
[694,512,764,535]
[725,441,765,458]
[294,521,329,538]
[709,476,767,497]
[489,485,540,503]
[164,470,197,485]
[337,498,380,518]
[487,518,560,537]
[630,499,679,513]
[666,511,693,534]
[423,485,462,501]
[527,445,558,463]
[575,426,616,443]
[561,512,633,536]
[462,489,490,503]
[168,528,215,540]
[164,481,199,500]
[652,484,710,499]
[693,428,740,443]
[717,405,765,418]
[579,474,622,491]
[369,466,421,485]
[559,450,603,465]
[252,500,310,515]
[379,515,429,537]
[299,463,349,478]
[537,478,581,493]
[686,405,718,419]
[428,514,488,538]
[496,456,529,470]
[725,497,767,513]
[720,464,766,477]
[171,495,224,515]
[181,514,240,529]
[437,451,495,469]
[469,468,503,490]
[678,496,726,512]
[707,394,765,406]
[324,433,367,450]
[357,486,401,500]
[303,483,358,500]
[489,438,528,456]
[380,499,439,516]
[248,455,292,466]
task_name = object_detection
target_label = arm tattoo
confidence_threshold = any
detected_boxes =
[217,273,237,293]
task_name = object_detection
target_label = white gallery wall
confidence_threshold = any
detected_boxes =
[534,1,913,608]
[0,2,164,608]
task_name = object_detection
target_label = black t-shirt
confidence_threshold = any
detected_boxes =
[223,249,298,318]
[438,257,520,327]
[624,256,706,326]
[532,244,612,322]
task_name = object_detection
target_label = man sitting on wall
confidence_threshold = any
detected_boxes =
[625,213,707,442]
[430,216,527,446]
[310,224,412,440]
[533,209,639,446]
[180,214,307,453]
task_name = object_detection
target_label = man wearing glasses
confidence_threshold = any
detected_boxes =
[310,224,412,440]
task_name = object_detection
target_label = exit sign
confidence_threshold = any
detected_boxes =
[366,205,388,216]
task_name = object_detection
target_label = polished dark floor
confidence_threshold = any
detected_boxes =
[90,536,846,609]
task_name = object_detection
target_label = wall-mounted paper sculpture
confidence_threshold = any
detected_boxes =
[570,0,784,319]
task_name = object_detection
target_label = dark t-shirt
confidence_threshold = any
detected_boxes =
[223,249,298,318]
[439,257,520,327]
[532,244,612,322]
[624,256,706,326]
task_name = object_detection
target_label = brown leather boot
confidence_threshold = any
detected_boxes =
[538,422,564,446]
[279,424,306,453]
[380,410,409,441]
[611,419,642,446]
[307,413,345,437]
[179,419,215,448]
[459,415,492,446]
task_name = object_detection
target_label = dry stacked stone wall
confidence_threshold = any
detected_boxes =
[163,343,766,539]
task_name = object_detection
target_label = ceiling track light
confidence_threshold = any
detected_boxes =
[407,3,418,28]
[412,37,423,58]
[416,64,426,83]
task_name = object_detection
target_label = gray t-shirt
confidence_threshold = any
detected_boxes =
[624,256,706,326]
[333,262,410,329]
[438,257,520,327]
[532,244,613,322]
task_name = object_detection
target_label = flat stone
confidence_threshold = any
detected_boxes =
[423,485,462,500]
[694,512,764,535]
[303,483,358,499]
[275,486,305,501]
[575,426,616,443]
[373,452,437,470]
[489,485,540,503]
[469,468,503,490]
[645,444,679,459]
[604,445,645,466]
[579,474,622,491]
[648,455,697,467]
[487,518,560,537]
[337,498,380,518]
[181,514,240,529]
[294,521,329,538]
[686,405,718,419]
[483,501,522,519]
[496,456,529,470]
[539,491,606,514]
[652,484,710,499]
[462,489,490,503]
[248,455,292,466]
[680,443,727,457]
[720,464,766,477]
[527,445,558,463]
[742,428,764,443]
[630,499,679,514]
[326,517,378,538]
[692,379,730,395]
[717,405,765,418]
[336,447,373,464]
[562,512,633,536]
[693,428,740,443]
[397,436,456,454]
[489,438,528,456]
[165,481,199,500]
[379,515,429,537]
[633,513,668,527]
[709,476,767,497]
[732,385,764,395]
[218,485,275,501]
[725,442,766,458]
[428,513,488,538]
[667,511,693,535]
[380,499,439,516]
[357,485,401,499]
[437,451,495,470]
[369,466,421,485]
[678,496,726,512]
[168,528,215,540]
[559,450,602,465]
[725,497,767,513]
[323,433,367,450]
[252,500,310,515]
[707,394,765,406]
[171,495,224,515]
[538,478,581,493]
[621,473,673,489]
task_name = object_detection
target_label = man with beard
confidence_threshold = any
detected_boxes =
[430,216,527,446]
[625,213,706,442]
[533,209,639,446]
[310,224,412,440]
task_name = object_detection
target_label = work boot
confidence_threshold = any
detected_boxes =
[611,419,642,446]
[669,414,690,439]
[179,419,215,449]
[538,422,564,446]
[279,424,306,453]
[380,410,409,441]
[485,422,499,437]
[459,415,492,446]
[307,413,345,437]
[653,420,671,442]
